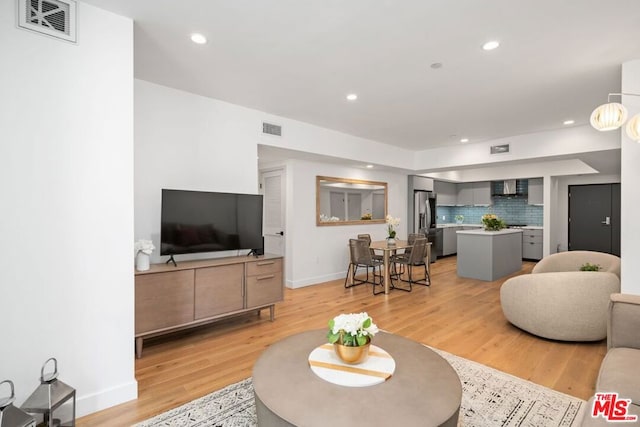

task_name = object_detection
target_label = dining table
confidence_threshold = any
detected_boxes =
[369,239,431,294]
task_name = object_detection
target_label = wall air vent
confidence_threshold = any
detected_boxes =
[262,122,282,136]
[18,0,77,43]
[490,144,510,154]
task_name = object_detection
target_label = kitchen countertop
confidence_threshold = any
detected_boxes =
[457,229,523,236]
[437,223,543,230]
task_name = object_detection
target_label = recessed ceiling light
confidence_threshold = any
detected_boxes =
[366,164,374,169]
[563,120,575,125]
[190,33,207,44]
[460,138,469,143]
[346,93,358,101]
[482,40,500,51]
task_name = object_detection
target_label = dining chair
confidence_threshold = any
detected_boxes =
[394,232,422,275]
[345,238,384,294]
[391,237,430,291]
[357,234,384,261]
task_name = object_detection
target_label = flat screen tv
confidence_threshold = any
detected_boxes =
[161,189,263,258]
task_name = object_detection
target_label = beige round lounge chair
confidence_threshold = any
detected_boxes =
[500,251,621,341]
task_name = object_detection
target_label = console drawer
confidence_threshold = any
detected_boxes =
[247,258,283,276]
[246,271,284,308]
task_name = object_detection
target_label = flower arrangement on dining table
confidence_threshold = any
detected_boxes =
[327,312,379,347]
[481,213,506,231]
[385,215,400,239]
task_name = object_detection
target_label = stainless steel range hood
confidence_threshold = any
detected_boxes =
[491,179,527,197]
[503,179,517,195]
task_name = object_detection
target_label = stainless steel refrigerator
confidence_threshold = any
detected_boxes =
[412,190,441,260]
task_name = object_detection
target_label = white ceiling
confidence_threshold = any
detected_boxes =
[83,0,640,153]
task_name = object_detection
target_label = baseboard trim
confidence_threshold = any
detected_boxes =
[286,271,346,289]
[77,379,138,417]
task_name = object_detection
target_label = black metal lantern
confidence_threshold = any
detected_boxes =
[21,358,75,427]
[0,380,36,427]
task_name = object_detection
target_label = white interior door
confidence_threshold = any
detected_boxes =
[261,169,285,256]
[330,191,345,220]
[347,193,361,220]
[372,193,385,219]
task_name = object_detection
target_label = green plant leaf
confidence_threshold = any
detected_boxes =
[327,331,339,344]
[580,262,601,271]
[362,317,371,329]
[356,335,368,346]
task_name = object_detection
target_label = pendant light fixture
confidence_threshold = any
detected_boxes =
[590,93,640,141]
[626,114,640,141]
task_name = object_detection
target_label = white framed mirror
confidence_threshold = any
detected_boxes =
[316,176,388,226]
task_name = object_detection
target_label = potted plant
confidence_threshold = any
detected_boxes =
[481,214,506,231]
[385,215,400,245]
[580,262,601,271]
[455,214,464,224]
[327,312,379,364]
[134,239,155,271]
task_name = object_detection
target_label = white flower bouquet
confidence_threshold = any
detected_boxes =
[385,215,400,238]
[327,312,379,347]
[135,239,155,255]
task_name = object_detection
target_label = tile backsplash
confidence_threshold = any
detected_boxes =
[437,198,543,226]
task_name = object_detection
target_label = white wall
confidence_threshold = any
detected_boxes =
[135,81,411,285]
[0,2,136,416]
[285,160,407,288]
[257,118,415,171]
[621,60,640,295]
[135,80,261,263]
[414,125,620,171]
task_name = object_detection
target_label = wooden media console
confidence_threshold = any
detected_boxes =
[134,254,283,358]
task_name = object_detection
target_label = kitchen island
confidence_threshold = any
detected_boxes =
[457,228,523,281]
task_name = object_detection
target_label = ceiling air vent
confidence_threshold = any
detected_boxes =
[18,0,77,43]
[262,122,282,137]
[490,144,510,154]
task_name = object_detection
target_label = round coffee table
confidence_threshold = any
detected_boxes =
[253,330,461,427]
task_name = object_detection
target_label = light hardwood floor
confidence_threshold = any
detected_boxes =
[79,256,606,426]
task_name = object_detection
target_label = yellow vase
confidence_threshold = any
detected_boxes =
[333,341,371,364]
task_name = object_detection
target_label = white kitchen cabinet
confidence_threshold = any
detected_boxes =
[528,178,543,205]
[456,183,473,206]
[456,182,492,206]
[472,181,492,206]
[434,181,457,206]
[442,226,462,256]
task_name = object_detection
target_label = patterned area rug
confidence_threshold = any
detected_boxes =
[135,348,585,427]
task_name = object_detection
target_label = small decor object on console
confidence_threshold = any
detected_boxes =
[481,213,506,231]
[385,215,400,245]
[134,239,155,271]
[327,312,379,364]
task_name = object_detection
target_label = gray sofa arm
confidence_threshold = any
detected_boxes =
[608,293,640,350]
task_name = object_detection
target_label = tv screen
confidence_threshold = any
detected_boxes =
[161,189,263,256]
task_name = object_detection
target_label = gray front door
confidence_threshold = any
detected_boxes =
[568,183,620,256]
